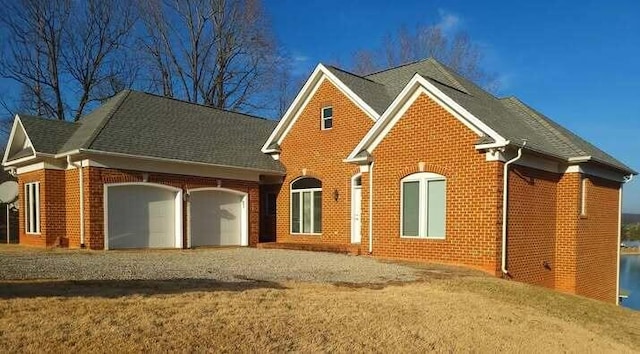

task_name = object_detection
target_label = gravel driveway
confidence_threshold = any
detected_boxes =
[0,247,420,284]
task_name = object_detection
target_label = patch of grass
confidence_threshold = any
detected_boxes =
[1,276,639,352]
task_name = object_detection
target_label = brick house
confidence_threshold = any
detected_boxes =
[3,91,284,250]
[2,58,635,303]
[261,58,635,303]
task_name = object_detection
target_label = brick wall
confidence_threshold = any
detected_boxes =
[17,170,47,247]
[370,93,502,273]
[19,166,261,250]
[555,173,580,292]
[506,165,559,288]
[575,176,620,303]
[277,79,374,245]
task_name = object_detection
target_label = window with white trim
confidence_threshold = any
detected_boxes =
[401,172,446,238]
[321,106,333,130]
[291,177,322,234]
[580,176,587,216]
[24,182,40,234]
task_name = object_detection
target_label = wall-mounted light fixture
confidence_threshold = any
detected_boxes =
[333,189,339,201]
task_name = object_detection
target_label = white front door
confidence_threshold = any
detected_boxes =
[351,186,362,243]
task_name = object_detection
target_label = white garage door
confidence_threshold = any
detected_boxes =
[190,190,245,247]
[107,184,179,249]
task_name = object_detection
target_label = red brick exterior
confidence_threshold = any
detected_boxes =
[18,167,261,250]
[276,79,374,245]
[275,84,622,303]
[14,77,623,304]
[369,93,502,273]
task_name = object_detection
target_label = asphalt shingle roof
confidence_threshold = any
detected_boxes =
[18,91,284,173]
[19,115,78,155]
[330,58,634,174]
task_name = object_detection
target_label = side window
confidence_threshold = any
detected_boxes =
[291,177,322,234]
[321,106,333,130]
[24,182,40,234]
[401,173,446,238]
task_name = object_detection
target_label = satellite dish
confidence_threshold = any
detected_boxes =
[0,181,18,203]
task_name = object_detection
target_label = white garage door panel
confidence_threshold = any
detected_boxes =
[191,190,243,246]
[108,185,177,249]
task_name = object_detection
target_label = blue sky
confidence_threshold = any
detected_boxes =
[268,0,640,212]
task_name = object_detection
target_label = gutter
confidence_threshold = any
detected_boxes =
[618,174,634,305]
[67,156,85,248]
[55,148,285,176]
[501,141,527,276]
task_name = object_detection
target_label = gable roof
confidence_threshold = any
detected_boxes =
[329,58,634,174]
[8,90,284,173]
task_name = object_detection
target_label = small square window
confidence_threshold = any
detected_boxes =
[322,106,333,130]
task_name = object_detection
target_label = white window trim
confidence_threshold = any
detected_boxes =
[290,178,322,235]
[580,176,587,217]
[24,182,40,234]
[400,172,446,239]
[321,106,333,130]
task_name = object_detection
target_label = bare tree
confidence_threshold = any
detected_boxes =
[0,0,137,121]
[352,24,497,89]
[63,0,137,120]
[0,0,70,120]
[137,0,284,112]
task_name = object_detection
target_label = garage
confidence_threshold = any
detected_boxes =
[105,183,182,249]
[189,188,247,247]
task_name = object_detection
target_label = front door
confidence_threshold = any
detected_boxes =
[351,183,362,244]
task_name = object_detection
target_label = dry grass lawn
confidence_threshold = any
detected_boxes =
[1,273,640,353]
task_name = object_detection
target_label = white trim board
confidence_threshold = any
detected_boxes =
[3,115,37,165]
[261,64,380,155]
[346,74,507,162]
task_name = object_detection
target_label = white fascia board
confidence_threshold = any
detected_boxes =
[261,64,380,154]
[346,74,507,161]
[476,141,510,150]
[80,148,285,176]
[2,115,37,165]
[565,163,627,182]
[568,156,591,162]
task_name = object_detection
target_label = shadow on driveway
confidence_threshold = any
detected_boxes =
[0,278,286,299]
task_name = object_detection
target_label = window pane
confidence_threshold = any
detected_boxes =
[427,180,446,237]
[292,192,300,233]
[292,178,321,189]
[313,191,322,233]
[323,117,333,129]
[323,107,333,118]
[302,191,312,233]
[402,181,419,236]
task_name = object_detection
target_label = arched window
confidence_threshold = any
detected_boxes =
[400,172,446,238]
[291,177,322,234]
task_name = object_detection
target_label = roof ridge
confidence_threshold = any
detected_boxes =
[363,57,432,77]
[84,90,132,149]
[325,65,385,85]
[427,59,469,94]
[132,90,271,121]
[506,97,587,156]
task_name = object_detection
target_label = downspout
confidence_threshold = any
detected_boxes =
[67,156,85,248]
[368,161,374,254]
[618,174,633,304]
[501,141,526,276]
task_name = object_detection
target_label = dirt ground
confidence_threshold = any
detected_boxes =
[1,246,639,352]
